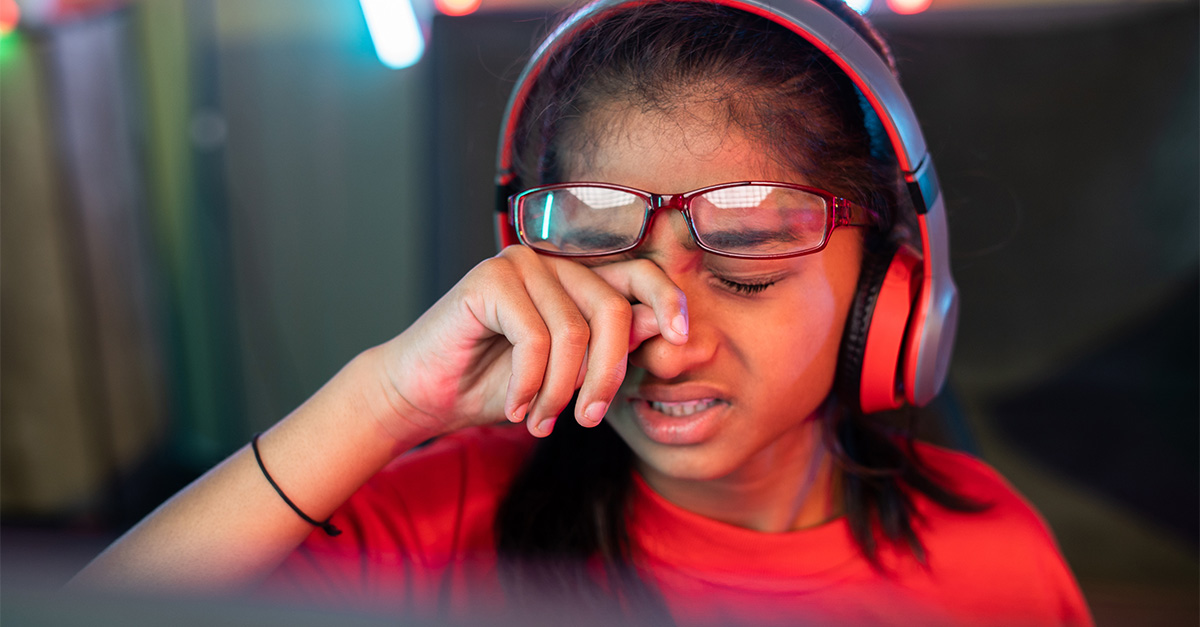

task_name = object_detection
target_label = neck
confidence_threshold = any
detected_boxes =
[638,416,843,533]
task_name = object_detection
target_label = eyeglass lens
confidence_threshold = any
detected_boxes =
[518,184,831,257]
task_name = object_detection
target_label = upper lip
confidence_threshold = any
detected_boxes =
[629,382,730,404]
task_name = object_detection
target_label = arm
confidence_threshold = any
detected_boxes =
[69,245,687,595]
[68,347,423,595]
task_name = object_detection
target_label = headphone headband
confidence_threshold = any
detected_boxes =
[493,0,958,409]
[498,0,928,185]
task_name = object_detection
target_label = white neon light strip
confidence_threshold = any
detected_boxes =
[360,0,425,69]
[845,0,872,14]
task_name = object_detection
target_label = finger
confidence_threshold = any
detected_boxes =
[466,258,551,424]
[589,259,689,346]
[515,259,593,436]
[628,303,661,352]
[552,261,634,427]
[575,348,588,390]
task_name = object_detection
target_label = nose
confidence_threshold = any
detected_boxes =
[638,203,698,269]
[629,209,717,380]
[629,320,717,380]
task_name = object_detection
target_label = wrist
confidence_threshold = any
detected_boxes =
[355,343,450,448]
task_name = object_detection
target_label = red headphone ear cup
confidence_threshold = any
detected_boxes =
[838,244,924,413]
[496,212,520,249]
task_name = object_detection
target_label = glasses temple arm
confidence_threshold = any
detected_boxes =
[835,199,880,227]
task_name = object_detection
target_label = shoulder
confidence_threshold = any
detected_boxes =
[909,441,1059,552]
[912,442,1037,512]
[904,442,1093,626]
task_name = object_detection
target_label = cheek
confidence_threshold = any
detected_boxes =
[790,294,841,375]
[789,237,863,370]
[732,271,853,401]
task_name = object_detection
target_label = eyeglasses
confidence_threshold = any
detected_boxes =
[509,181,876,259]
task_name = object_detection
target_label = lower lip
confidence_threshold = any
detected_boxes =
[629,399,726,446]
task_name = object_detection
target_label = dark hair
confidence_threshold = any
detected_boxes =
[495,0,985,616]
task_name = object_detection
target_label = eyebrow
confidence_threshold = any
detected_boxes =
[565,228,634,249]
[701,229,799,249]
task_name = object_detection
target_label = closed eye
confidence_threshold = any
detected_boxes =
[718,277,775,295]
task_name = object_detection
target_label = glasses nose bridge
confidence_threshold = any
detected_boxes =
[648,192,689,220]
[641,191,697,249]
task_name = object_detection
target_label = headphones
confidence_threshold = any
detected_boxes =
[492,0,958,414]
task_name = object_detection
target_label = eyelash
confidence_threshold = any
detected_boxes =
[719,277,776,295]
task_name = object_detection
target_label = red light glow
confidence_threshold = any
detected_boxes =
[887,0,932,15]
[0,0,20,35]
[436,0,481,16]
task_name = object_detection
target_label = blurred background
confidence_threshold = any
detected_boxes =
[1,0,1196,624]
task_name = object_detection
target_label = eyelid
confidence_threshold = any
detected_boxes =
[716,276,776,296]
[707,262,790,284]
[709,267,787,295]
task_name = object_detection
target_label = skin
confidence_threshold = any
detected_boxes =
[69,97,861,595]
[570,102,863,532]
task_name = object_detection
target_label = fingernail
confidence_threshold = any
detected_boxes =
[537,418,556,437]
[671,313,688,338]
[511,403,529,423]
[584,401,608,425]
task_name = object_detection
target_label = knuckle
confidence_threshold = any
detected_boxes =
[500,243,539,265]
[472,256,513,283]
[498,243,526,259]
[525,327,552,357]
[555,317,591,350]
[596,296,633,323]
[656,281,686,305]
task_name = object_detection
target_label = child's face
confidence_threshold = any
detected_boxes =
[569,102,864,486]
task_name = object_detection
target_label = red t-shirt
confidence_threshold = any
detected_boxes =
[262,425,1092,626]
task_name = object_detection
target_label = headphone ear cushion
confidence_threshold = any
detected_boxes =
[838,245,895,410]
[838,244,923,413]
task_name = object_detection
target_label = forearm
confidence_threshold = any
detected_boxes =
[68,346,433,595]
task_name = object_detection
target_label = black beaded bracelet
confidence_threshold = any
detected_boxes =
[251,433,342,537]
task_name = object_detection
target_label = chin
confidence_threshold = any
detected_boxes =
[625,438,746,483]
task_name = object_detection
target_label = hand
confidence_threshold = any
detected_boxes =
[376,245,689,439]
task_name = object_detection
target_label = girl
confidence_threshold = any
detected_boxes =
[74,1,1092,624]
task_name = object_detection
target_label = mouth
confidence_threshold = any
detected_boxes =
[647,398,721,417]
[627,396,728,446]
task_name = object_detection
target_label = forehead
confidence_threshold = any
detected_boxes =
[564,100,808,193]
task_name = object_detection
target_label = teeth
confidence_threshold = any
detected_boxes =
[648,398,719,417]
